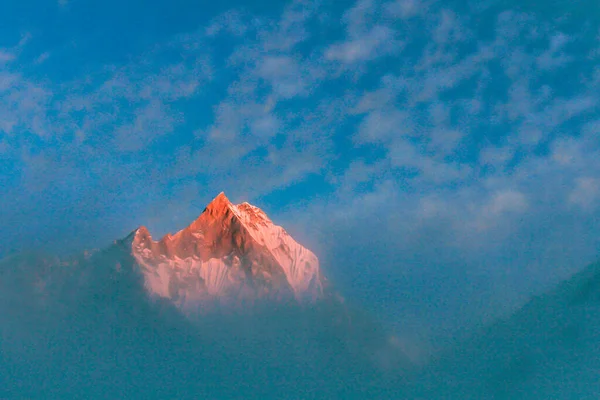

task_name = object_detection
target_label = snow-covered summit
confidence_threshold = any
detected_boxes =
[129,192,324,311]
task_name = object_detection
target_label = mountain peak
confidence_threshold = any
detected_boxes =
[208,191,231,207]
[200,191,233,218]
[129,192,324,310]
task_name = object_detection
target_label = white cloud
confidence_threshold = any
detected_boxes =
[427,128,464,155]
[328,179,399,221]
[431,9,467,45]
[325,25,399,63]
[325,0,404,65]
[351,86,397,113]
[343,0,378,31]
[254,0,320,52]
[569,177,600,211]
[331,159,387,194]
[356,109,412,143]
[388,139,422,169]
[114,100,180,152]
[551,137,585,166]
[0,71,52,137]
[420,158,471,184]
[56,43,212,154]
[165,0,337,197]
[250,114,280,138]
[417,195,446,219]
[0,50,15,64]
[294,1,600,276]
[205,11,249,37]
[384,0,426,19]
[480,146,514,168]
[537,32,572,70]
[486,190,529,215]
[34,52,51,64]
[256,55,308,99]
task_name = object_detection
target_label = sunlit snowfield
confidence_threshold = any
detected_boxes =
[1,0,600,398]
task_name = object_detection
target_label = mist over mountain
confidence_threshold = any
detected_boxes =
[0,194,410,399]
[2,193,600,399]
[409,261,600,399]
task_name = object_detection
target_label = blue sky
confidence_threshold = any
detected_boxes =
[1,0,600,351]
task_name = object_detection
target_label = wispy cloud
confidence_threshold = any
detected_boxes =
[476,189,529,229]
[569,177,600,211]
[34,52,51,64]
[0,50,15,64]
[384,0,428,19]
[58,45,211,153]
[325,0,403,65]
[326,25,398,63]
[0,69,52,138]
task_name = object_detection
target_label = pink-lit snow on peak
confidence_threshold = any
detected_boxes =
[130,192,324,309]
